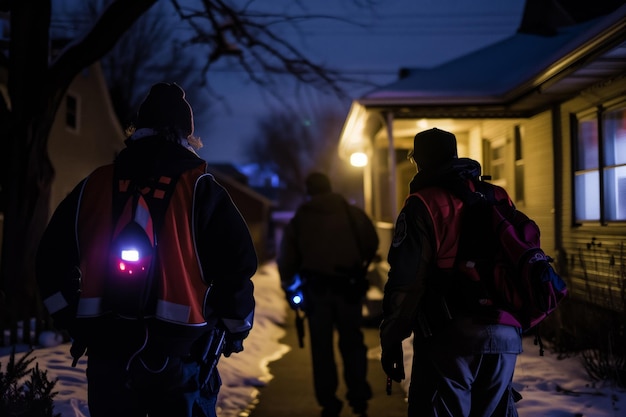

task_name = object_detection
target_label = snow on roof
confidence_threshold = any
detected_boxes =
[361,5,626,104]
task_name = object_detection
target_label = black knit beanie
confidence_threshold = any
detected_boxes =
[412,128,458,171]
[136,83,194,137]
[305,172,332,196]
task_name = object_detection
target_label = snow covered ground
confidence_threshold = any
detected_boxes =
[1,261,625,417]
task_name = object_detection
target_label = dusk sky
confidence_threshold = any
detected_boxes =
[193,0,527,163]
[53,0,527,163]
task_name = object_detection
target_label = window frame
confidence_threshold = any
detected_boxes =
[572,101,626,225]
[65,92,80,133]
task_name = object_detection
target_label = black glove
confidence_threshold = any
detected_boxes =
[283,274,306,311]
[223,331,247,357]
[381,343,405,382]
[70,339,87,367]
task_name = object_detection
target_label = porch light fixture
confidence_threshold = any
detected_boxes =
[350,151,368,167]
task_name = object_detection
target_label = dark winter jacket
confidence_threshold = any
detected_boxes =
[36,134,257,357]
[278,192,379,288]
[380,158,522,354]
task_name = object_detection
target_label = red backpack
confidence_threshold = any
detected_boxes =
[453,180,568,333]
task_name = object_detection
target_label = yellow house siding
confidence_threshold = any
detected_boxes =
[520,112,555,254]
[480,122,517,193]
[480,117,556,256]
[48,63,125,211]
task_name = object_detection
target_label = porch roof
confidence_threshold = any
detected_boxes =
[359,4,626,119]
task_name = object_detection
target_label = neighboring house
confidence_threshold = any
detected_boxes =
[0,62,125,261]
[338,2,626,312]
[47,62,126,212]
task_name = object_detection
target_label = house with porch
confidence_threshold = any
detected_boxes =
[339,3,626,313]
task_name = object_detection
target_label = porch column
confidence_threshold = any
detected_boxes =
[386,112,398,218]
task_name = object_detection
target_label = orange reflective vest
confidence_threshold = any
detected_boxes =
[75,163,210,326]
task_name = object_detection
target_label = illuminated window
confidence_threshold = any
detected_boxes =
[574,103,626,222]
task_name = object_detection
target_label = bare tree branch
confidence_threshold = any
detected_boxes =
[169,0,376,102]
[247,104,346,208]
[48,0,158,91]
[78,0,210,129]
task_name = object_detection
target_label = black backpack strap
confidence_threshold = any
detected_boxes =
[443,178,501,314]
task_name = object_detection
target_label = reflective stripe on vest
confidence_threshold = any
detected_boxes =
[76,163,210,325]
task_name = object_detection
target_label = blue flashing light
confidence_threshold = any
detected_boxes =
[286,274,303,292]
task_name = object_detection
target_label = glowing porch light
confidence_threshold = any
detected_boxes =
[350,152,368,167]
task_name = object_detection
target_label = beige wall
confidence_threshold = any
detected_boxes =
[480,117,556,254]
[48,64,125,212]
[520,113,555,253]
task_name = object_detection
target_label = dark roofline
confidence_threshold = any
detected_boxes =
[358,4,626,119]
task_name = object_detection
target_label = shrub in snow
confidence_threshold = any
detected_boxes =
[0,348,60,417]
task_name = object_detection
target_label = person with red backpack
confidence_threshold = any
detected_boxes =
[36,83,257,417]
[380,128,522,417]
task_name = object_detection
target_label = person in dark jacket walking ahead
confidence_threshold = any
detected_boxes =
[278,172,379,417]
[380,128,522,417]
[36,83,257,417]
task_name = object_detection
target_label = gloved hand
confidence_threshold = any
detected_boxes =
[223,331,247,357]
[381,343,405,382]
[70,339,87,367]
[286,290,305,310]
[283,274,305,310]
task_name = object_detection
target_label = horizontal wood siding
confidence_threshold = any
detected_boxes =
[481,117,556,255]
[520,113,556,256]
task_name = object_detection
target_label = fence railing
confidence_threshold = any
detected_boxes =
[0,316,48,348]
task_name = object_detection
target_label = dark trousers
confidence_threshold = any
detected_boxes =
[306,286,372,413]
[407,319,522,417]
[408,349,518,417]
[86,353,218,417]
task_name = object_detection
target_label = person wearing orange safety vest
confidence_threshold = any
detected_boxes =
[36,83,257,417]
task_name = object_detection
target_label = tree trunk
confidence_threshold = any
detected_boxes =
[0,0,157,332]
[0,128,53,327]
[0,0,53,332]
